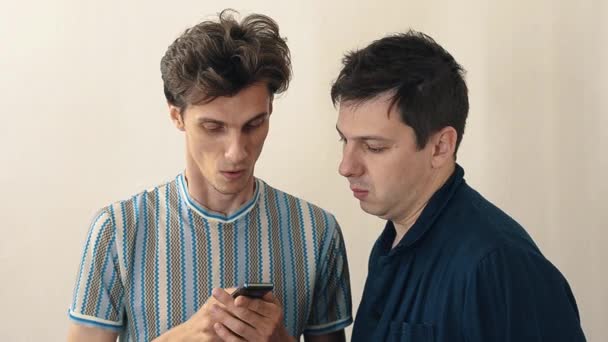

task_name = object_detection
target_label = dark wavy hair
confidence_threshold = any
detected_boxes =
[161,9,292,111]
[331,30,469,155]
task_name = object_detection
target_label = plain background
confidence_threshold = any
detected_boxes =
[1,0,606,340]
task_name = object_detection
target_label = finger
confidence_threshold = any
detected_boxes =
[261,291,280,305]
[193,293,224,320]
[234,296,278,318]
[213,323,246,342]
[212,288,235,307]
[214,290,265,327]
[211,305,257,340]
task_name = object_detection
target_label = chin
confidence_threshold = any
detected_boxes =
[359,201,378,216]
[359,202,386,218]
[214,177,252,195]
[214,183,246,195]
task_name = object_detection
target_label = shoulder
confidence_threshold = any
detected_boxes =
[258,179,339,224]
[434,182,544,269]
[449,182,526,232]
[90,176,177,234]
[258,179,345,248]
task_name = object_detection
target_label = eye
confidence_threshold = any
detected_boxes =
[366,144,387,153]
[202,123,224,132]
[244,116,267,131]
[250,117,266,126]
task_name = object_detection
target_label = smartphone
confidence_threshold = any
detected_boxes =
[232,282,274,299]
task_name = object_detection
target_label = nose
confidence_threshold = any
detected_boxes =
[225,132,249,164]
[339,145,363,178]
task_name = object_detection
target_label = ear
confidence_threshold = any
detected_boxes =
[268,98,274,115]
[430,126,457,168]
[169,104,185,131]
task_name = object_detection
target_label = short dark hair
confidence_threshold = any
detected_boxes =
[161,9,291,111]
[331,30,469,155]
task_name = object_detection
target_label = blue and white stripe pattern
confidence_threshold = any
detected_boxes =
[69,174,352,340]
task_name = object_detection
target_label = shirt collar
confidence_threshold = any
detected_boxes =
[176,173,261,223]
[377,164,465,255]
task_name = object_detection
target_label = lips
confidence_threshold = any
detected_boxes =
[350,185,369,200]
[221,170,246,180]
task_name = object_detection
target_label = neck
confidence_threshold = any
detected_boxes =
[391,163,455,248]
[184,164,255,217]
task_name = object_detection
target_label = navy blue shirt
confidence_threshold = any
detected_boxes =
[352,165,586,342]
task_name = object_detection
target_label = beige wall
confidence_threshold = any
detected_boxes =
[1,0,606,340]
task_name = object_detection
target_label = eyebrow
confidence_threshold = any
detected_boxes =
[197,118,224,125]
[197,112,268,126]
[244,112,269,125]
[335,125,392,142]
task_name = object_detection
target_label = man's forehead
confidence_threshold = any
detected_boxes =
[193,109,268,124]
[338,102,398,126]
[339,95,399,118]
[337,100,407,140]
[189,99,269,122]
[339,90,396,109]
[188,84,271,117]
[336,119,399,142]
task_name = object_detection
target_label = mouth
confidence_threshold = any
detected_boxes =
[350,185,369,200]
[221,169,247,180]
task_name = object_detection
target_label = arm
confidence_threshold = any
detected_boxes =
[462,247,586,341]
[151,290,238,342]
[67,323,118,342]
[210,294,349,342]
[210,289,296,342]
[68,209,125,340]
[303,216,353,337]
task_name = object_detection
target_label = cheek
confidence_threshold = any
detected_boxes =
[187,134,221,161]
[249,128,269,152]
[368,153,402,181]
[371,167,402,198]
[368,153,417,197]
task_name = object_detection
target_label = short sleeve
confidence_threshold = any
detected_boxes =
[304,214,353,335]
[462,246,586,341]
[68,208,125,332]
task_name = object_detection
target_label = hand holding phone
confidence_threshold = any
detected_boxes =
[231,282,274,299]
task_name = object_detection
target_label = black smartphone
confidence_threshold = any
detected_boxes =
[232,282,274,299]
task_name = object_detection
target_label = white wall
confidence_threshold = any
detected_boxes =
[1,0,606,340]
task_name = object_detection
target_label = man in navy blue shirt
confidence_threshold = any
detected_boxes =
[331,31,586,341]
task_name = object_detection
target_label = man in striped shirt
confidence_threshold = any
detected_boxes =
[67,9,352,342]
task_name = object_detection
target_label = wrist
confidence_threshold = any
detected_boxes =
[277,326,296,342]
[152,323,182,342]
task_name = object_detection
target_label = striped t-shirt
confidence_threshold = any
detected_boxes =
[69,174,352,341]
